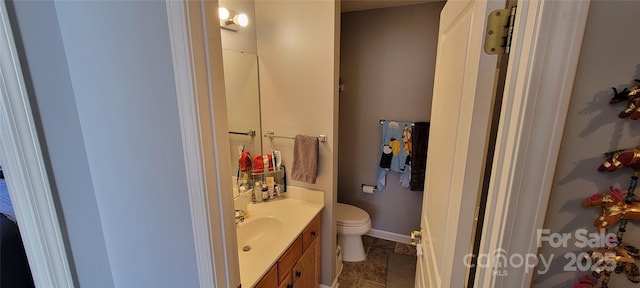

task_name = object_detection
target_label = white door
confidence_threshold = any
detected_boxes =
[416,1,504,287]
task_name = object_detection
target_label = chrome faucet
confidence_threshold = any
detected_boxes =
[234,209,245,224]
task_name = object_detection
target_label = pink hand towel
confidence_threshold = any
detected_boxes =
[291,135,319,184]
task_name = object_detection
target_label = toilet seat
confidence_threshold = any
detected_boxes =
[336,203,370,227]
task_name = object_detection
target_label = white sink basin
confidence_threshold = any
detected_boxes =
[235,195,324,288]
[236,215,284,254]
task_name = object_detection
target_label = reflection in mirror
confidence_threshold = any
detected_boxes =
[223,49,262,190]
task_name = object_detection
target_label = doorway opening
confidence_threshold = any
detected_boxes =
[0,165,35,288]
[337,1,514,287]
[336,2,444,286]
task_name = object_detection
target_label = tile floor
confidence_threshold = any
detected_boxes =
[337,235,417,288]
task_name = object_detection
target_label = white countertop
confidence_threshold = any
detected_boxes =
[237,187,324,287]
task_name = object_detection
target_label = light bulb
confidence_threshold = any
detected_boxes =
[218,7,230,20]
[235,13,249,27]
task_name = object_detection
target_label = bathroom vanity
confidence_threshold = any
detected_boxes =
[254,211,321,288]
[236,187,324,287]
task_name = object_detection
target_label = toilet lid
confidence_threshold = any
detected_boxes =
[336,203,370,226]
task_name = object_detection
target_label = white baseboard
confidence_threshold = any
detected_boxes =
[320,279,338,288]
[367,228,412,245]
[319,268,340,288]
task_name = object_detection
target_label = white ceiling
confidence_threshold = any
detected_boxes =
[341,0,443,13]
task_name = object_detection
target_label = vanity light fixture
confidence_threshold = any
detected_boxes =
[218,7,249,31]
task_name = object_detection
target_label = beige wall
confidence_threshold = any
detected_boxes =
[255,0,339,285]
[534,2,640,287]
[339,2,443,236]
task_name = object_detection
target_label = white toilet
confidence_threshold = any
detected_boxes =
[336,203,371,262]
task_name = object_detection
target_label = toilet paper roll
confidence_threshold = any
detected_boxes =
[362,184,376,194]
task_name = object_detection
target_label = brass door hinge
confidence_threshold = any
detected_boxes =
[411,230,422,246]
[484,5,517,55]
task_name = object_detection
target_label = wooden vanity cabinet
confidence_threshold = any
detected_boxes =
[292,242,316,288]
[278,236,303,283]
[278,271,293,288]
[254,265,278,288]
[301,213,321,286]
[254,212,322,288]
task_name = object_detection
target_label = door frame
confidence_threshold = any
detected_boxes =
[166,1,240,287]
[0,1,74,287]
[475,0,590,286]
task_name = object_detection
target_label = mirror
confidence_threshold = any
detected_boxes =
[222,49,262,185]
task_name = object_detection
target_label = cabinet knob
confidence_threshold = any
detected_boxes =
[287,284,293,288]
[311,231,317,237]
[295,271,302,278]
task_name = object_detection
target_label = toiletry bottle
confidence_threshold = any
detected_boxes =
[261,186,269,201]
[253,181,262,202]
[263,155,270,172]
[266,176,275,198]
[279,165,287,193]
[273,150,282,170]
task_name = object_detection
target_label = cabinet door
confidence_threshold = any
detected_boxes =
[278,271,293,288]
[292,243,316,288]
[254,265,278,288]
[302,212,321,285]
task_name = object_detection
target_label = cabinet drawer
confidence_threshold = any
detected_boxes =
[302,212,321,252]
[278,235,303,283]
